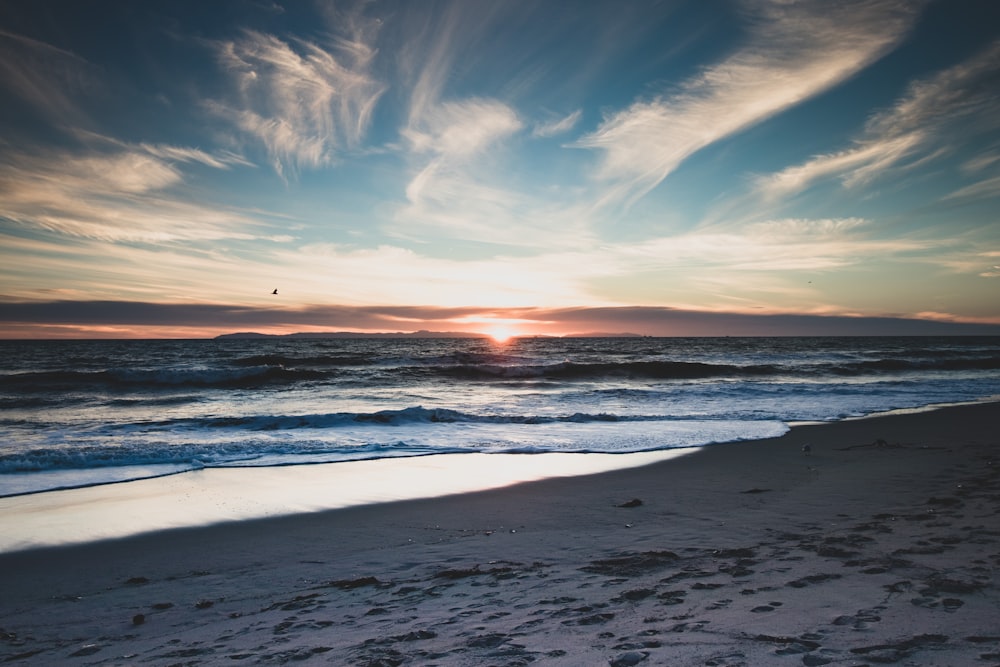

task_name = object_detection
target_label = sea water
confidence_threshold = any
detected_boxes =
[1,336,998,498]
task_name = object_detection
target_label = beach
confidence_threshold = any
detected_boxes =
[1,401,998,666]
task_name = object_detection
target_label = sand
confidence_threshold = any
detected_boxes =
[0,402,998,666]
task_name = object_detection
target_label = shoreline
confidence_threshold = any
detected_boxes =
[1,398,994,552]
[0,449,695,553]
[1,401,998,665]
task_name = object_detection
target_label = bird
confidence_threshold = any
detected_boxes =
[271,288,278,295]
[801,443,812,455]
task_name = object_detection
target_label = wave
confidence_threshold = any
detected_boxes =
[831,356,1000,375]
[102,395,203,407]
[0,395,77,409]
[4,354,996,395]
[231,353,375,368]
[228,350,535,369]
[0,440,451,477]
[0,443,457,497]
[424,355,1000,381]
[0,418,790,495]
[413,351,539,366]
[174,407,645,430]
[0,366,329,392]
[426,360,783,381]
[132,407,650,432]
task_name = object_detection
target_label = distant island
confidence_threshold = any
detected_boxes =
[567,332,644,338]
[215,331,644,340]
[216,330,489,340]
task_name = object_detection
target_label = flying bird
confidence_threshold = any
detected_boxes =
[271,289,278,295]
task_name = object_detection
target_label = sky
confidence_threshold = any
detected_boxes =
[1,0,999,339]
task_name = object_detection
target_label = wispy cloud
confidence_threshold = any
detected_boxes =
[615,217,929,275]
[0,28,96,129]
[397,1,507,133]
[404,99,522,160]
[919,247,1000,279]
[533,110,582,138]
[575,0,921,208]
[758,39,1000,199]
[138,144,254,170]
[210,16,386,177]
[396,91,553,246]
[962,152,1000,174]
[0,144,266,242]
[383,1,586,247]
[944,174,1000,203]
[982,252,1000,278]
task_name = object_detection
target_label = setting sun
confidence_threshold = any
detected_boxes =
[485,325,518,344]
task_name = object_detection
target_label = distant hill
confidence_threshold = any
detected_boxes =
[566,332,644,338]
[215,330,491,340]
[216,330,646,340]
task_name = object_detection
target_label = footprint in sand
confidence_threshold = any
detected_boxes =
[656,589,686,605]
[787,573,842,588]
[832,606,883,630]
[610,650,649,666]
[703,651,747,666]
[911,595,966,612]
[705,598,732,610]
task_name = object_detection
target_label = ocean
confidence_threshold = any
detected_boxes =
[1,336,999,499]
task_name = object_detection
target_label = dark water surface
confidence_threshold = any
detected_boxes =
[2,336,998,496]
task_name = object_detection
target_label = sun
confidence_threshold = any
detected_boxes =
[456,316,530,343]
[485,325,518,344]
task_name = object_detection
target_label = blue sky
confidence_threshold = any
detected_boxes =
[1,0,999,338]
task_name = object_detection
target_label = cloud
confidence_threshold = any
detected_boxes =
[397,0,504,133]
[615,217,929,274]
[391,22,572,245]
[277,242,598,308]
[0,299,566,335]
[962,152,1000,173]
[758,38,1000,199]
[944,174,1000,203]
[0,143,266,242]
[385,3,607,249]
[533,110,582,138]
[400,99,522,226]
[2,301,996,338]
[383,2,592,246]
[138,144,254,170]
[404,98,522,160]
[0,28,96,128]
[210,21,386,176]
[575,0,921,208]
[926,248,1000,278]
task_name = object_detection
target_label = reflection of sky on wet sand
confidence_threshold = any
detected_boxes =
[0,450,692,552]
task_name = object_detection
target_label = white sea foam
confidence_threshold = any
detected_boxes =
[0,419,789,496]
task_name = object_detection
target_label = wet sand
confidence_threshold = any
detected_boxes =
[1,402,998,666]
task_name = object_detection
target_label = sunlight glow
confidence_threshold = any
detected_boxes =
[484,324,518,344]
[449,315,534,343]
